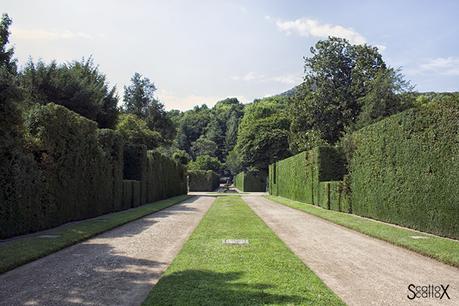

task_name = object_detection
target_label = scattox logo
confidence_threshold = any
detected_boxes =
[407,284,450,300]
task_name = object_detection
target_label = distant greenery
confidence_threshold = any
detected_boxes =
[266,195,459,268]
[0,195,189,274]
[144,196,344,305]
[233,96,291,173]
[188,154,222,173]
[116,113,162,149]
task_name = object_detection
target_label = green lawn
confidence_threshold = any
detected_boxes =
[0,195,189,274]
[144,196,343,306]
[266,195,459,268]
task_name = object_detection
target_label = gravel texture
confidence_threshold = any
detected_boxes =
[244,196,459,306]
[0,196,214,306]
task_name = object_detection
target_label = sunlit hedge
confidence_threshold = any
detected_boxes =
[349,101,459,238]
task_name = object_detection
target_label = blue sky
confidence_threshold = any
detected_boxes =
[3,0,459,110]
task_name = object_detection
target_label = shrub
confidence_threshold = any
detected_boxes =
[188,170,219,191]
[349,101,459,238]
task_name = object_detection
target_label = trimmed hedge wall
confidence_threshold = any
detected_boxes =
[0,103,187,239]
[349,102,459,238]
[235,172,267,192]
[269,147,345,205]
[188,170,219,192]
[269,102,458,239]
[318,181,351,213]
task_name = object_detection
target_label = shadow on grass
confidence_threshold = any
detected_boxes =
[145,269,309,305]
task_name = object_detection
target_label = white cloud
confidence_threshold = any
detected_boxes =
[12,27,96,41]
[231,72,302,85]
[270,17,367,45]
[414,57,459,76]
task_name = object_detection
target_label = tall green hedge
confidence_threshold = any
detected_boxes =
[269,147,345,205]
[235,171,266,192]
[0,103,187,239]
[188,170,219,191]
[349,101,459,238]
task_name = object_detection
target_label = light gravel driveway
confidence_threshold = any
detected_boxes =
[244,196,459,306]
[0,196,214,306]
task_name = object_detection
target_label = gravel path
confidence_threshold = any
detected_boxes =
[0,196,214,306]
[244,196,459,306]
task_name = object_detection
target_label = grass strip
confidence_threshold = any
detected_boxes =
[0,195,189,274]
[266,195,459,268]
[144,196,343,306]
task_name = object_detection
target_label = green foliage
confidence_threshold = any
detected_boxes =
[234,171,266,192]
[235,96,291,171]
[20,58,119,128]
[349,100,459,239]
[0,103,186,239]
[172,149,191,165]
[355,68,413,129]
[116,113,161,149]
[123,72,157,118]
[188,154,222,172]
[187,170,219,191]
[0,13,16,73]
[191,135,218,157]
[224,149,242,176]
[175,98,244,162]
[289,37,411,153]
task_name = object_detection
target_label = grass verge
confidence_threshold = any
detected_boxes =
[266,195,459,268]
[0,195,189,274]
[143,196,343,306]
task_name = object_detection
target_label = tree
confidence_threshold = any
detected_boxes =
[123,73,177,143]
[290,37,394,152]
[172,149,190,165]
[20,58,119,128]
[234,96,291,172]
[0,13,16,74]
[187,155,222,172]
[1,13,21,154]
[123,72,157,118]
[355,68,413,128]
[116,114,161,149]
[224,149,242,176]
[191,136,218,158]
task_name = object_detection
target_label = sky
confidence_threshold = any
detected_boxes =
[3,0,459,110]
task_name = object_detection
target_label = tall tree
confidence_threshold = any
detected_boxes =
[234,96,291,172]
[123,72,157,118]
[20,58,119,128]
[124,73,176,142]
[290,37,410,153]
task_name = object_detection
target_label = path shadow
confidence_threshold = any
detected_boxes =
[0,243,167,306]
[146,269,311,305]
